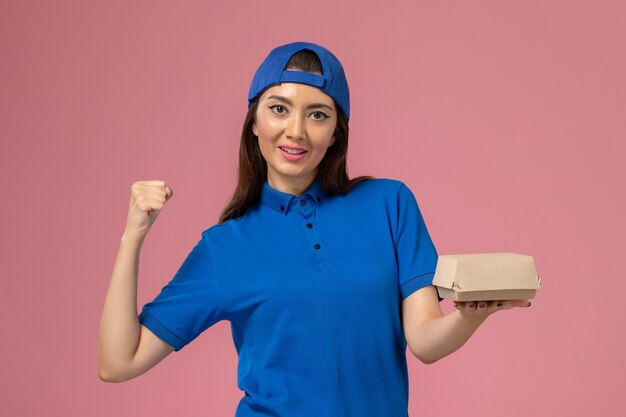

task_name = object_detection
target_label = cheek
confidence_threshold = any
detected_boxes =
[255,127,277,156]
[313,127,336,148]
[255,117,283,140]
[257,134,272,153]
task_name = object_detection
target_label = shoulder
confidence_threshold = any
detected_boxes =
[200,215,247,242]
[347,177,408,201]
[351,178,427,223]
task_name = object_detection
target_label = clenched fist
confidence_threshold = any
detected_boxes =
[124,180,173,238]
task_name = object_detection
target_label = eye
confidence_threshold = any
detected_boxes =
[269,105,286,115]
[311,111,329,121]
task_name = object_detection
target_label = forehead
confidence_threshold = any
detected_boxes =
[259,82,335,106]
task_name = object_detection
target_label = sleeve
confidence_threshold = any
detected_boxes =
[394,182,441,301]
[138,234,222,351]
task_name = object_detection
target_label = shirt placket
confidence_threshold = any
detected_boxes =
[294,195,336,273]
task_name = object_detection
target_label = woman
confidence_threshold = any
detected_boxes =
[98,41,530,416]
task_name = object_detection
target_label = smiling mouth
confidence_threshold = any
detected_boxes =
[279,146,308,155]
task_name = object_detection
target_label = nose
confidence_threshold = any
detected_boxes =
[285,111,306,140]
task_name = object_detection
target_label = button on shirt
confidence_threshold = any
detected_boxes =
[139,176,439,417]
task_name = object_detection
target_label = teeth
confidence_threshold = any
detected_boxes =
[281,147,305,155]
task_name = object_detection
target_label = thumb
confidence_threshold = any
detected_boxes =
[165,186,173,199]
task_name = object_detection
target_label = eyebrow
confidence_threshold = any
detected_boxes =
[266,95,334,112]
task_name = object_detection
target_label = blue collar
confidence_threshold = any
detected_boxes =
[260,176,326,215]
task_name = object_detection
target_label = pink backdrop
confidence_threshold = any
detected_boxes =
[2,1,624,416]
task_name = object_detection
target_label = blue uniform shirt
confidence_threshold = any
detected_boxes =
[139,175,439,417]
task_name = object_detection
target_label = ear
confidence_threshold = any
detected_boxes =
[252,120,258,136]
[329,135,335,147]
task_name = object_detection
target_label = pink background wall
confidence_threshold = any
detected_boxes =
[2,1,624,416]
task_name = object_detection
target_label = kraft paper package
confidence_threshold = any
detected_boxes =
[432,253,541,302]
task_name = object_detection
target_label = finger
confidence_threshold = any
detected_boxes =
[136,184,172,200]
[133,181,164,191]
[141,180,167,186]
[479,301,499,316]
[135,194,164,211]
[131,184,163,200]
[135,190,169,205]
[131,187,160,199]
[140,187,169,198]
[500,299,532,310]
[510,299,532,308]
[135,182,169,195]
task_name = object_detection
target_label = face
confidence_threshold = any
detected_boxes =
[252,81,337,195]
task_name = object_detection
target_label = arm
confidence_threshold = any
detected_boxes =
[402,285,530,364]
[99,180,176,382]
[98,231,174,383]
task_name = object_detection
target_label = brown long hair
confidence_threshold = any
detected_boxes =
[218,49,375,224]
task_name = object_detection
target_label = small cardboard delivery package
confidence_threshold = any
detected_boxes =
[432,252,541,302]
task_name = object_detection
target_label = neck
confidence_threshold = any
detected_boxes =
[267,172,317,196]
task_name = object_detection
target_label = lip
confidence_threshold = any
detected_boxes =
[277,144,308,152]
[278,147,307,161]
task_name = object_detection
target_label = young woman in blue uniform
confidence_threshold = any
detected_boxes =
[99,41,531,415]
